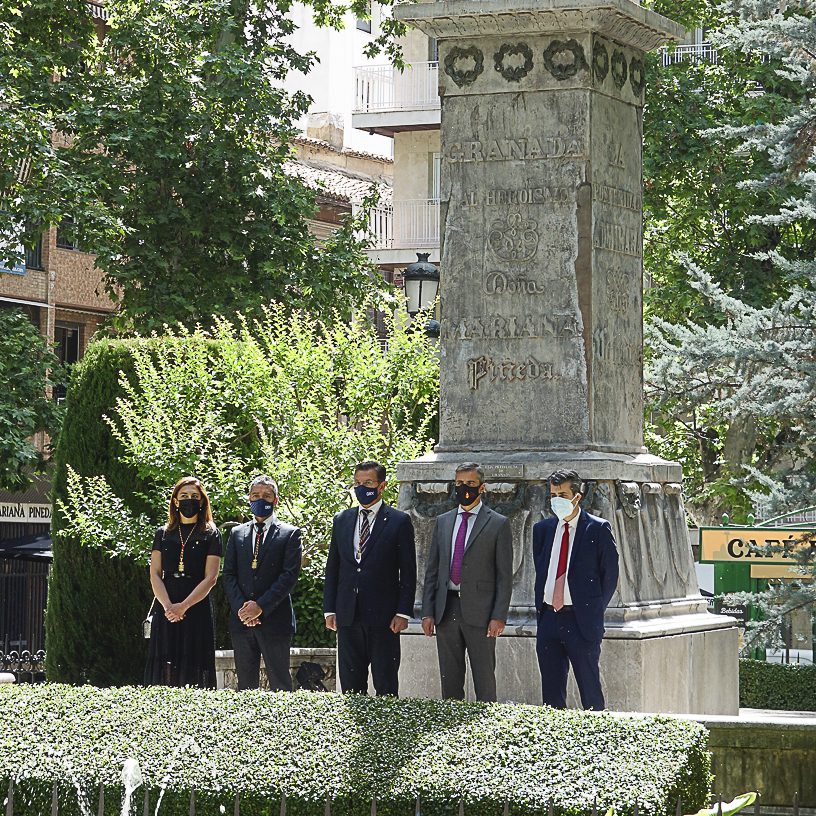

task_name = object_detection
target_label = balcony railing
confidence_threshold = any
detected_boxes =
[660,43,719,66]
[365,200,440,249]
[353,62,440,113]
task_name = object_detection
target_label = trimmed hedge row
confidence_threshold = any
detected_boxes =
[0,685,711,816]
[739,658,816,711]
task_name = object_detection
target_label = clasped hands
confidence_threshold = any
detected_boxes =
[239,600,262,626]
[422,617,505,638]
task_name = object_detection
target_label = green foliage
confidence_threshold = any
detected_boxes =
[47,340,154,685]
[739,658,816,711]
[642,0,816,527]
[0,684,712,816]
[0,308,67,491]
[1,0,403,332]
[49,309,437,673]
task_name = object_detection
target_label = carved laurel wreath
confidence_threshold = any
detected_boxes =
[444,46,485,88]
[542,39,588,81]
[629,57,645,97]
[494,42,534,82]
[611,50,628,90]
[592,41,609,83]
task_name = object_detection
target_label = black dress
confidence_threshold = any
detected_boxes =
[144,524,222,689]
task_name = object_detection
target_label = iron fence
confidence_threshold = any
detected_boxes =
[0,557,48,654]
[1,782,796,816]
[0,645,45,682]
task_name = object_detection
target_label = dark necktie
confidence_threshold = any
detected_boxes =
[450,511,472,586]
[252,522,264,570]
[358,509,371,559]
[553,522,570,610]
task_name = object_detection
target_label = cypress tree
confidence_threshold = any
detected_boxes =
[46,341,153,685]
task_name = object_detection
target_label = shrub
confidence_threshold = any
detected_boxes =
[739,658,816,711]
[0,685,711,816]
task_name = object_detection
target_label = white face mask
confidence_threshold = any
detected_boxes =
[551,495,578,520]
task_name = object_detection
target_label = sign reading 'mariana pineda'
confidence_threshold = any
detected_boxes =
[699,527,816,564]
[0,502,51,522]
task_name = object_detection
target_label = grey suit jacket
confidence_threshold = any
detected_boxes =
[421,504,513,628]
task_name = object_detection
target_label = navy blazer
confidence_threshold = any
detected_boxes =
[222,518,302,634]
[532,510,619,642]
[323,503,416,629]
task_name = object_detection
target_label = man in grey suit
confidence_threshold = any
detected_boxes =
[421,462,513,702]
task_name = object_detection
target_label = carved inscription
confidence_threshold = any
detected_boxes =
[468,355,559,390]
[606,268,631,314]
[594,222,641,257]
[483,271,546,295]
[486,187,569,205]
[447,138,584,163]
[593,183,642,212]
[488,212,540,261]
[609,144,625,169]
[593,327,643,367]
[447,313,581,340]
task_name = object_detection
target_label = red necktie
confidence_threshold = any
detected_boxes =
[358,509,371,559]
[553,522,569,611]
[450,511,472,586]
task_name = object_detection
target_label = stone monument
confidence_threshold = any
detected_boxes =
[393,0,739,714]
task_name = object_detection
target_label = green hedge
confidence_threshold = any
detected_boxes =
[47,340,154,685]
[739,658,816,711]
[0,685,711,816]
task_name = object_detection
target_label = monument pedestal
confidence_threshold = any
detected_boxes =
[391,0,739,714]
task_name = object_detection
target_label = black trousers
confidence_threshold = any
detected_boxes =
[536,607,604,710]
[337,605,401,696]
[231,625,293,691]
[435,591,497,702]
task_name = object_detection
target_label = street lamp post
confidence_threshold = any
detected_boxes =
[402,253,440,338]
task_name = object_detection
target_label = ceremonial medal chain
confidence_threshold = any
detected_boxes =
[177,525,196,573]
[252,525,263,570]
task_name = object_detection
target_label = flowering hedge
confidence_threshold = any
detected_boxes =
[0,685,711,816]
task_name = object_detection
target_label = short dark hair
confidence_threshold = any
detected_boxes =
[249,474,278,499]
[455,462,485,484]
[548,469,582,497]
[355,461,386,483]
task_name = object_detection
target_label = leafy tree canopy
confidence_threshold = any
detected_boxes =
[0,0,401,332]
[0,309,67,491]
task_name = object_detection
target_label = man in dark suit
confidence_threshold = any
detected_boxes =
[421,462,513,702]
[222,475,302,691]
[532,469,619,710]
[323,460,416,696]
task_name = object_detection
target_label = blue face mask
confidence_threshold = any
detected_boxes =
[354,485,380,506]
[250,497,275,518]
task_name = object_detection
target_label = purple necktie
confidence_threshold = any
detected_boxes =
[450,511,472,586]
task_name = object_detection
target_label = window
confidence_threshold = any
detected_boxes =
[356,0,372,32]
[56,217,76,250]
[25,234,43,270]
[54,325,80,402]
[429,38,439,62]
[429,153,441,202]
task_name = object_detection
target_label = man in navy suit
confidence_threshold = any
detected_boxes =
[532,469,619,710]
[223,475,302,691]
[323,460,416,696]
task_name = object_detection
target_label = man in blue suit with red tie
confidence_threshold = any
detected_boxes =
[532,469,619,710]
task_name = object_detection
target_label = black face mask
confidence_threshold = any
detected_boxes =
[455,483,481,507]
[178,498,201,518]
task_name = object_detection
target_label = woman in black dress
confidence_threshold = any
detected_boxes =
[145,476,222,688]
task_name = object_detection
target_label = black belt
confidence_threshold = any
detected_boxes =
[541,602,574,612]
[447,588,460,596]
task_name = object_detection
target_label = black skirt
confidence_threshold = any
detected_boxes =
[144,574,217,689]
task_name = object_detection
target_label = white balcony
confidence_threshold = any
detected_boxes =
[363,199,440,269]
[352,63,441,137]
[660,43,719,66]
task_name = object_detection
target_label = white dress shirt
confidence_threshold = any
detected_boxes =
[252,512,276,540]
[353,499,382,562]
[543,511,580,606]
[448,501,482,590]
